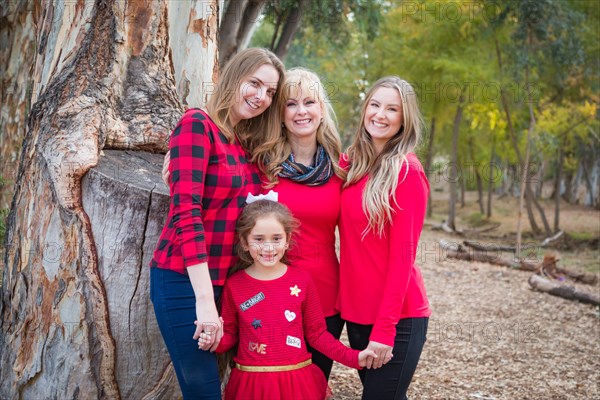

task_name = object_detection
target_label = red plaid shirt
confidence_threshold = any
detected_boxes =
[150,109,262,285]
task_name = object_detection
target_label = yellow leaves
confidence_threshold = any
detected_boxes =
[580,101,597,119]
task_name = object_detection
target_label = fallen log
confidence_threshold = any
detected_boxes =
[528,274,600,306]
[463,240,538,252]
[462,223,501,235]
[541,230,565,247]
[462,231,564,253]
[429,222,458,234]
[439,240,538,271]
[555,267,598,285]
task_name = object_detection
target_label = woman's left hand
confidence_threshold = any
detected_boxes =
[162,151,171,185]
[365,340,393,369]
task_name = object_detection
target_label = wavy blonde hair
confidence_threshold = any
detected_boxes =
[206,48,285,153]
[345,76,424,237]
[252,67,346,186]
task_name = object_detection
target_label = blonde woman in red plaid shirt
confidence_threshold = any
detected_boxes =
[149,48,285,399]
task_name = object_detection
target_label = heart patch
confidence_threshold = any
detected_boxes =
[285,310,296,322]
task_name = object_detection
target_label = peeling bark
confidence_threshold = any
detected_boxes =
[1,1,218,398]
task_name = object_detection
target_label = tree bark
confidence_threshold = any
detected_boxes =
[580,153,595,207]
[475,169,484,214]
[425,118,435,218]
[274,0,310,60]
[532,159,545,199]
[487,138,496,218]
[460,170,466,209]
[447,98,463,231]
[467,138,484,214]
[0,1,218,398]
[554,147,564,232]
[237,0,268,51]
[219,0,250,68]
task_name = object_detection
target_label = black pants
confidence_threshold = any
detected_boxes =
[306,313,346,381]
[346,317,429,400]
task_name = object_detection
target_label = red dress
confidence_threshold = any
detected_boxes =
[216,266,360,400]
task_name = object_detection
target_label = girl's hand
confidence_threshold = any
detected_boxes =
[364,341,393,369]
[193,301,223,352]
[358,348,378,368]
[162,151,171,185]
[197,330,213,351]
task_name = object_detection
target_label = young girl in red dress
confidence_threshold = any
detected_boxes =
[198,196,376,400]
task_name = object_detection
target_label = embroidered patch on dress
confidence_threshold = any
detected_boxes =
[286,335,301,349]
[249,342,267,354]
[284,310,296,322]
[251,318,262,329]
[289,285,301,297]
[239,292,265,311]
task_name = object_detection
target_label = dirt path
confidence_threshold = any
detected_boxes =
[329,229,600,399]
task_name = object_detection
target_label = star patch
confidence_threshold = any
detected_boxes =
[290,285,301,297]
[251,318,262,329]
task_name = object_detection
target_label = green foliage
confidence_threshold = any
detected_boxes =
[263,0,598,179]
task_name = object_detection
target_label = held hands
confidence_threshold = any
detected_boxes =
[193,302,222,352]
[358,348,378,368]
[162,151,171,186]
[364,341,393,369]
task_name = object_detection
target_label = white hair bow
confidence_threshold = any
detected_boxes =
[246,190,279,204]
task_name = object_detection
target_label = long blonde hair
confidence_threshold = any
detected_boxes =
[206,48,285,153]
[252,68,346,186]
[345,76,424,237]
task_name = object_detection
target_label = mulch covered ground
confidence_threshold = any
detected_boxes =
[329,230,600,399]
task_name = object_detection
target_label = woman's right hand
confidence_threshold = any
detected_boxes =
[193,301,223,352]
[162,151,171,186]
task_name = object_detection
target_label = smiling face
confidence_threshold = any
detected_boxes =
[363,87,404,153]
[230,64,280,127]
[244,214,289,270]
[283,88,322,141]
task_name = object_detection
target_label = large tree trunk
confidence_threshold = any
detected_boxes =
[219,0,266,68]
[0,1,218,398]
[274,0,310,60]
[447,98,463,231]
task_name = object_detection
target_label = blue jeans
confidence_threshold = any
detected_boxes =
[347,317,429,400]
[150,267,223,400]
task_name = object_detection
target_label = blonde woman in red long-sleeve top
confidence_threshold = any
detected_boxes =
[253,68,347,381]
[338,76,431,400]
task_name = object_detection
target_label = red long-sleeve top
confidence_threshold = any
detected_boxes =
[338,153,431,347]
[217,267,360,369]
[150,109,262,285]
[265,176,343,317]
